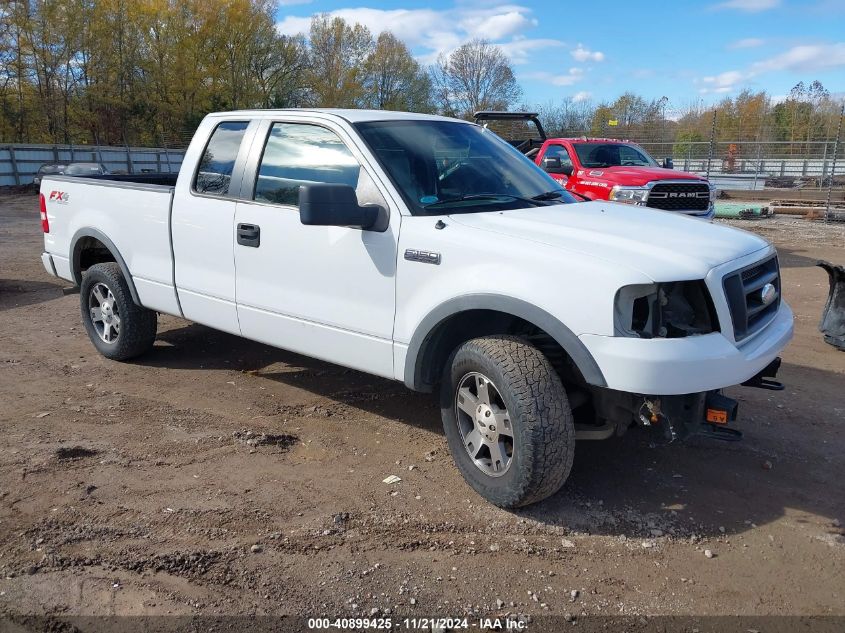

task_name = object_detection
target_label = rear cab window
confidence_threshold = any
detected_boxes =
[194,121,250,196]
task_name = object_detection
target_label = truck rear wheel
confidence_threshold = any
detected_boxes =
[80,262,157,361]
[440,335,575,508]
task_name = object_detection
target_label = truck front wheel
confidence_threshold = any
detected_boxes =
[440,335,575,508]
[80,262,157,361]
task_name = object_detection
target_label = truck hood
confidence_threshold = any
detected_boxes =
[447,201,769,281]
[580,165,703,187]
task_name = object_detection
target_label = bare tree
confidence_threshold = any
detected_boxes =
[432,39,521,119]
[362,32,432,112]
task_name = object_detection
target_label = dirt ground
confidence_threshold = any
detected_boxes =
[1,193,843,624]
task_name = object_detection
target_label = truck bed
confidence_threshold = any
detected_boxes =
[41,173,179,316]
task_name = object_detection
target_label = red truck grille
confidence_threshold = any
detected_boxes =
[646,182,710,212]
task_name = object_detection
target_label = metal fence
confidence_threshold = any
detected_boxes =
[0,143,186,187]
[635,140,845,191]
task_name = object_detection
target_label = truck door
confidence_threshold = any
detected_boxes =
[233,119,398,379]
[171,119,258,335]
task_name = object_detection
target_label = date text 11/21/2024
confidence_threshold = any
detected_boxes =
[307,616,529,629]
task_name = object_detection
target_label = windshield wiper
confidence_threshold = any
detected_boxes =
[422,193,545,209]
[531,190,564,201]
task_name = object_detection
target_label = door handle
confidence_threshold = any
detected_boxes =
[237,223,260,247]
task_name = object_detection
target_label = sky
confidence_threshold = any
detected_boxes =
[275,0,845,114]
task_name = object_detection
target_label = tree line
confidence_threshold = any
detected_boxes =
[1,0,842,151]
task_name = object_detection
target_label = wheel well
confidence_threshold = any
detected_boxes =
[414,309,587,391]
[73,236,116,282]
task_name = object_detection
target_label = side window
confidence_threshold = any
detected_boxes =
[194,121,249,196]
[544,144,573,168]
[254,123,361,207]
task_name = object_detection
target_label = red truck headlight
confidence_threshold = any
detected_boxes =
[609,185,649,205]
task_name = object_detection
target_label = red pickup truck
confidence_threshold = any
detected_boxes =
[475,112,716,220]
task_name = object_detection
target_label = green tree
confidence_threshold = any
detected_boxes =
[307,15,373,107]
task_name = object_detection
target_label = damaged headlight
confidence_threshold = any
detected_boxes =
[615,281,720,338]
[609,185,649,205]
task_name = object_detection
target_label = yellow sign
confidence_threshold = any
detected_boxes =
[608,119,618,126]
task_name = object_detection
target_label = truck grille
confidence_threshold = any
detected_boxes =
[646,182,710,211]
[722,255,781,341]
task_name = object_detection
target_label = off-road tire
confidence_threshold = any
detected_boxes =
[440,335,575,508]
[80,262,157,361]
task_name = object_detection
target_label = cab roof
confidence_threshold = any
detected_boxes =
[552,137,637,144]
[206,108,467,125]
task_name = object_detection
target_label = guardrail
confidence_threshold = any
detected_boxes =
[0,144,187,187]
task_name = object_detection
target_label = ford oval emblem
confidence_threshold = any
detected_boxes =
[760,283,777,306]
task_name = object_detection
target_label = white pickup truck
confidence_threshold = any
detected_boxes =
[39,109,793,508]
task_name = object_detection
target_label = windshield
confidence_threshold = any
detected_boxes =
[355,120,577,216]
[572,142,657,168]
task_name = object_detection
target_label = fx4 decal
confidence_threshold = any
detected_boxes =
[49,191,70,204]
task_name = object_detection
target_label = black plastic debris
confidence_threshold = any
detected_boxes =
[817,260,845,351]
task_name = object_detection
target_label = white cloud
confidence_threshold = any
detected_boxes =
[524,68,584,86]
[751,43,845,72]
[728,37,765,49]
[698,70,749,94]
[572,91,592,102]
[570,44,604,62]
[276,4,561,65]
[464,11,536,40]
[498,37,565,65]
[695,42,845,95]
[712,0,780,11]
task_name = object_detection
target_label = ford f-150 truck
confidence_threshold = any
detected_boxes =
[476,111,716,220]
[39,108,793,508]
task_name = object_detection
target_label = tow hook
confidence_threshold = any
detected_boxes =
[742,357,785,391]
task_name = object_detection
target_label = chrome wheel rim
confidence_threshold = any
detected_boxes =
[455,372,514,477]
[89,282,120,344]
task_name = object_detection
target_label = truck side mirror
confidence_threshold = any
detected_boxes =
[542,156,573,176]
[662,157,674,170]
[299,184,388,232]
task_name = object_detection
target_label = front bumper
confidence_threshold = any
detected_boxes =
[686,201,715,220]
[657,201,715,220]
[579,301,793,395]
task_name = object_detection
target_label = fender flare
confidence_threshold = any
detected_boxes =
[403,294,607,391]
[70,228,142,306]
